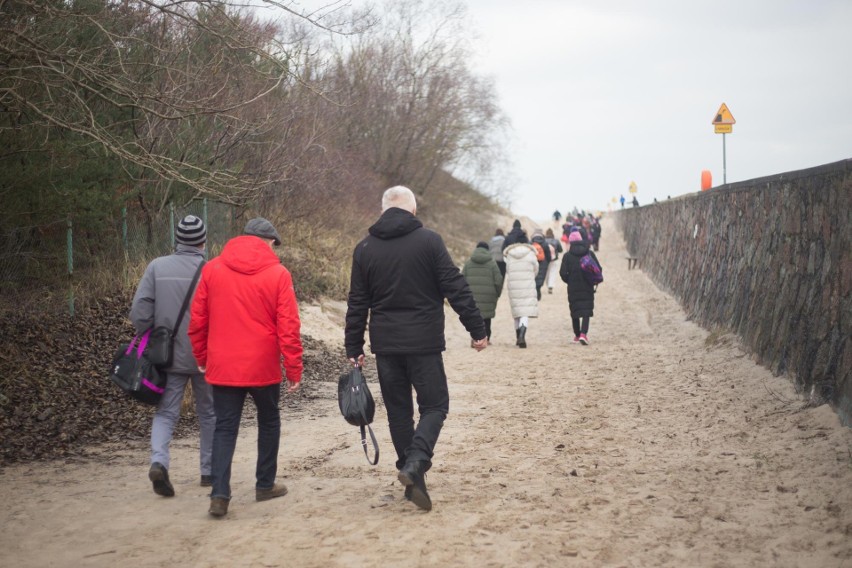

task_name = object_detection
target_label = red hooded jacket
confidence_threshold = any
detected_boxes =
[189,235,303,386]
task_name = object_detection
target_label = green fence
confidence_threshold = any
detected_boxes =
[0,199,241,316]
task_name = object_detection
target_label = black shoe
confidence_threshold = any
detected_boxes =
[398,461,432,512]
[517,325,527,348]
[149,462,175,497]
[404,485,412,501]
[200,475,213,487]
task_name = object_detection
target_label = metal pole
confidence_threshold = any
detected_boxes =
[67,218,74,318]
[202,198,209,259]
[121,207,128,254]
[169,202,175,250]
[723,133,727,185]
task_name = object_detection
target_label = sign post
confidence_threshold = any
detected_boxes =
[712,103,735,184]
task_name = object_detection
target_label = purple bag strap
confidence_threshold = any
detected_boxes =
[131,329,151,359]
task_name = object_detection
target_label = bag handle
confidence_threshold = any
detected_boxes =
[360,424,379,466]
[352,362,379,466]
[172,260,205,335]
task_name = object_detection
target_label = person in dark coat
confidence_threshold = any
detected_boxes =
[462,242,503,344]
[590,218,602,252]
[501,219,527,250]
[530,228,552,300]
[345,186,487,512]
[559,229,601,345]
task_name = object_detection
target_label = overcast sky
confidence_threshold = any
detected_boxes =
[463,0,852,219]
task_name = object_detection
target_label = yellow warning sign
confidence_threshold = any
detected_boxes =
[714,124,732,134]
[629,181,637,194]
[712,103,736,125]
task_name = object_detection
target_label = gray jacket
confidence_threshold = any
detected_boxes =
[130,245,205,374]
[489,235,505,264]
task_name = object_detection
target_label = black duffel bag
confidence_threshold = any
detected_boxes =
[338,364,379,465]
[109,329,166,406]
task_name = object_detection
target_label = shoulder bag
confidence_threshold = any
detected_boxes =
[146,260,205,368]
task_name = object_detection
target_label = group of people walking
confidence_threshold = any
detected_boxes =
[128,188,603,518]
[464,217,602,348]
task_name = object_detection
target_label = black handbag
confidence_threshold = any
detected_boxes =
[146,261,205,368]
[338,364,379,465]
[109,329,166,406]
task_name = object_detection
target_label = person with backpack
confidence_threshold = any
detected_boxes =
[503,235,539,348]
[544,228,563,294]
[530,228,552,301]
[488,228,507,277]
[462,241,503,345]
[130,215,215,498]
[559,229,602,345]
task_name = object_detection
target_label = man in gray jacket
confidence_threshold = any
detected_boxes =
[130,215,214,497]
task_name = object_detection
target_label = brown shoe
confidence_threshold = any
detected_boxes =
[209,497,229,517]
[256,483,288,502]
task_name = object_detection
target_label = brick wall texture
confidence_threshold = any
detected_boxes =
[614,159,851,425]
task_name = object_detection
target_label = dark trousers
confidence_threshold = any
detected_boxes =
[496,261,506,278]
[484,318,492,340]
[210,383,281,500]
[375,353,449,471]
[572,317,590,336]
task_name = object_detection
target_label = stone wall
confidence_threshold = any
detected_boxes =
[614,159,852,424]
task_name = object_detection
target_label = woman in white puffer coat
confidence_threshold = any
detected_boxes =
[503,239,539,348]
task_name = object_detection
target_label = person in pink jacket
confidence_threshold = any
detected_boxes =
[189,217,303,518]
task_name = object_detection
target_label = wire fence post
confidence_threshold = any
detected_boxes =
[67,218,74,318]
[202,198,209,259]
[121,207,128,255]
[169,202,175,251]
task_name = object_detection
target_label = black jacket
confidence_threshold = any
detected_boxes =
[559,240,598,318]
[345,208,486,357]
[502,226,528,250]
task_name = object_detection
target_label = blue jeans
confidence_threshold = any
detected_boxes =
[210,383,281,500]
[375,353,449,471]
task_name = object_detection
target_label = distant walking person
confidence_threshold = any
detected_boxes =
[559,230,601,345]
[462,241,503,345]
[501,219,527,250]
[530,228,552,301]
[590,217,602,252]
[503,236,539,348]
[345,186,487,512]
[488,228,507,277]
[620,195,626,208]
[130,214,214,498]
[544,228,563,294]
[189,218,303,518]
[552,209,562,223]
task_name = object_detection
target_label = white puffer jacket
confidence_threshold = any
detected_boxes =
[503,243,539,318]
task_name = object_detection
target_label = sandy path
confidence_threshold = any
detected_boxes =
[2,221,851,568]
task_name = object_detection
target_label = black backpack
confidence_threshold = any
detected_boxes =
[338,365,379,465]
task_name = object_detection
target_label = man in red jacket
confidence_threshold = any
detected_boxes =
[189,217,303,518]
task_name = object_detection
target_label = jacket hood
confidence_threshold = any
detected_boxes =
[505,242,535,260]
[219,235,282,275]
[470,247,493,264]
[569,241,590,256]
[368,207,423,240]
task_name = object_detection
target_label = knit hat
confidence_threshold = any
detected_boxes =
[176,215,206,246]
[476,241,490,250]
[512,219,521,229]
[568,231,583,243]
[244,217,281,246]
[532,228,544,237]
